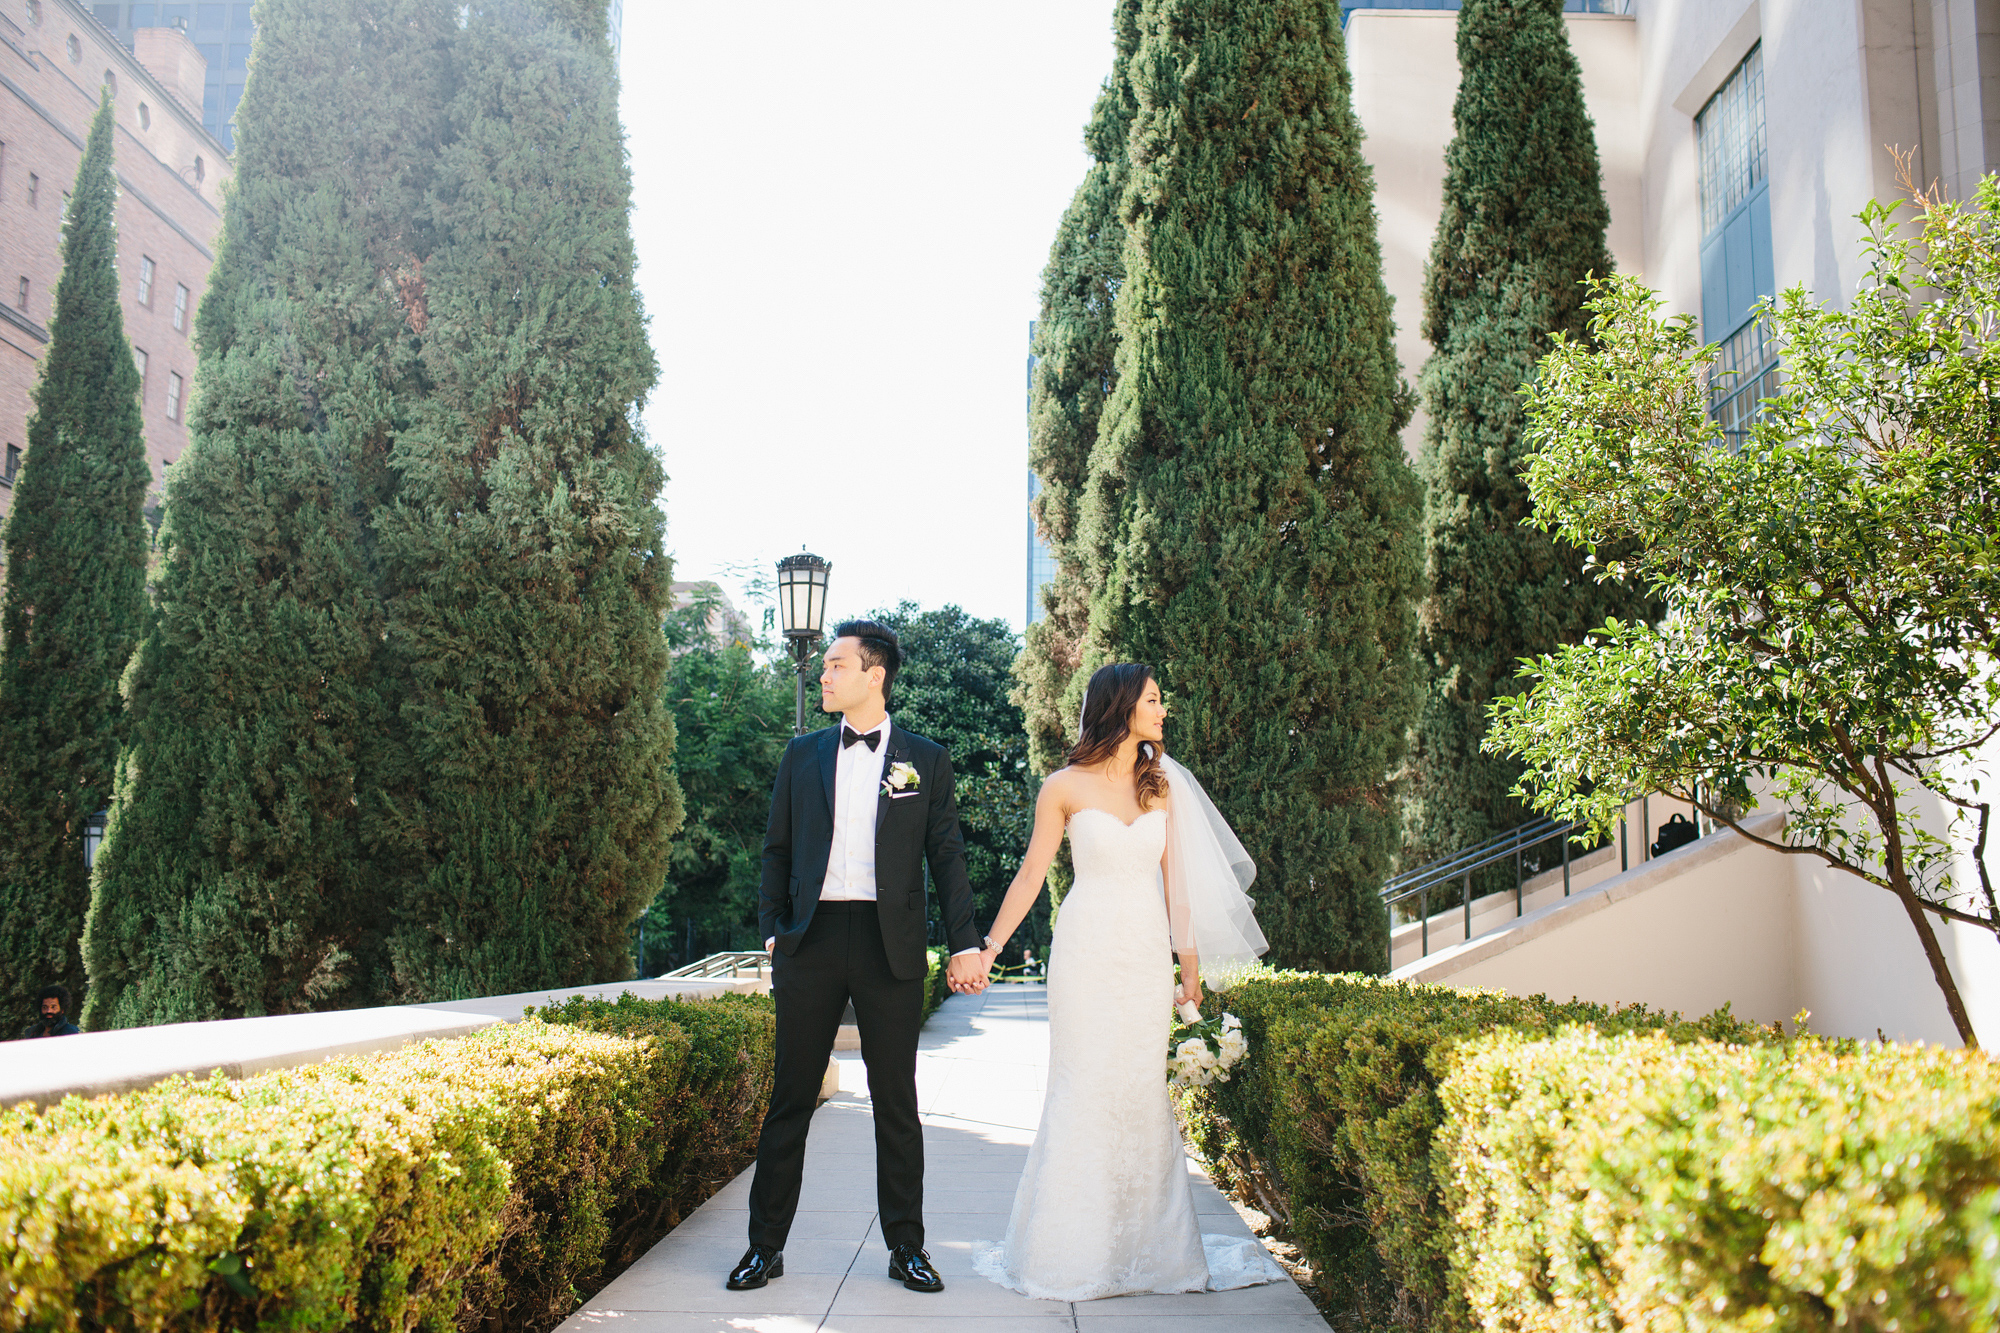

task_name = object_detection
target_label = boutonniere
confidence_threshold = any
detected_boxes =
[882,761,920,797]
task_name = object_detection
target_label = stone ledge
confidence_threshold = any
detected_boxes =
[1391,811,1788,985]
[2,976,763,1111]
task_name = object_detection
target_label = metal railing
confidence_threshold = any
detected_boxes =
[658,950,769,980]
[1384,795,1686,967]
[1340,0,1632,21]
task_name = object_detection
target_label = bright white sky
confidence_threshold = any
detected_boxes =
[619,2,1121,634]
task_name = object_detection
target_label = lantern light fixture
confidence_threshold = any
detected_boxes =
[776,551,831,641]
[776,551,832,734]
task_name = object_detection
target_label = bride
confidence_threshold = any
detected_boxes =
[969,663,1284,1300]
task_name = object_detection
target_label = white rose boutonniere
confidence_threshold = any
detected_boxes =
[882,761,921,797]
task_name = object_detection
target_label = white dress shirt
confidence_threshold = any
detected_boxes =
[820,714,892,901]
[766,714,983,957]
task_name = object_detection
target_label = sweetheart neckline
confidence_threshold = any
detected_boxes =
[1069,806,1167,831]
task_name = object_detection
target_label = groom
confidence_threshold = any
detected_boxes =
[728,620,993,1294]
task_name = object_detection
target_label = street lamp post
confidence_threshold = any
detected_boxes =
[776,551,831,736]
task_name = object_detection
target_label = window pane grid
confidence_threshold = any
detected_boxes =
[1697,45,1773,441]
[1696,46,1766,236]
[1709,320,1779,450]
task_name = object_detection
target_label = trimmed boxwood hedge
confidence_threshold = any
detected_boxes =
[0,991,774,1333]
[1177,971,1772,1330]
[1442,1028,2000,1331]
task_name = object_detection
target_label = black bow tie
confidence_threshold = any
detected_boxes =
[842,726,882,752]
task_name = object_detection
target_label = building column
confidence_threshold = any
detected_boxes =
[1931,0,2000,198]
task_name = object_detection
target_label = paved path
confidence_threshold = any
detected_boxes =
[558,983,1327,1332]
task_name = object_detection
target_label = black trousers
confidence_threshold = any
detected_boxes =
[748,901,927,1251]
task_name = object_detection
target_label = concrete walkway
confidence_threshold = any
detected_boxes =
[558,984,1328,1332]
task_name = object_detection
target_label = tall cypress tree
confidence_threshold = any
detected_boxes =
[82,1,454,1028]
[1013,0,1140,781]
[1404,0,1640,870]
[372,0,678,1000]
[0,96,152,1021]
[1089,0,1422,973]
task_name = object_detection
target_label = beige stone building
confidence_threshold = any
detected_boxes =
[0,0,230,568]
[1346,0,1999,454]
[1351,2,2000,1045]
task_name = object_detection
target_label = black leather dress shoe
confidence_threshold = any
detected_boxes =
[727,1245,783,1290]
[888,1243,944,1292]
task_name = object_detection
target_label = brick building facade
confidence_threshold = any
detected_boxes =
[0,0,230,571]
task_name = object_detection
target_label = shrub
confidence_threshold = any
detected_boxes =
[527,991,775,1238]
[1441,1029,2000,1331]
[924,947,952,1021]
[0,993,774,1333]
[1178,971,1769,1330]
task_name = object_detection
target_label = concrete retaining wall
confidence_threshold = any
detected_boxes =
[1,976,765,1110]
[1395,813,2000,1046]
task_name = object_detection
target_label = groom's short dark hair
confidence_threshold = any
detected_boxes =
[833,619,901,704]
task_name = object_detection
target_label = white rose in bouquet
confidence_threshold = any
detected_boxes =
[1165,1007,1250,1087]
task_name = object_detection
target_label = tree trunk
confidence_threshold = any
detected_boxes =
[1878,788,1981,1048]
[1891,874,1980,1048]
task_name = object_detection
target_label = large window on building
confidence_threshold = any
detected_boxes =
[1696,44,1777,446]
[98,1,249,149]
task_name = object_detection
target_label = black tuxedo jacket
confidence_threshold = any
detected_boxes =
[759,721,984,980]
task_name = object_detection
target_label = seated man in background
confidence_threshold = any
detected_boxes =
[20,984,80,1038]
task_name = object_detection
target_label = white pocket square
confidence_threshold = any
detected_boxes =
[889,791,923,800]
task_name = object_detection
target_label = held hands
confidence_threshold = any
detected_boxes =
[946,950,993,995]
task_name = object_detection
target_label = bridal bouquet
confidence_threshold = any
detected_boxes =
[1167,1003,1248,1088]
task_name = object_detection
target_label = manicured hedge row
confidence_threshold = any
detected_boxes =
[1177,972,1771,1331]
[0,991,774,1333]
[1442,1029,2000,1331]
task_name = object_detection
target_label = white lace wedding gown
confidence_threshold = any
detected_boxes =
[972,807,1285,1300]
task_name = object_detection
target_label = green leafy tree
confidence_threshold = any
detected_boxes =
[866,603,1043,951]
[1084,0,1423,973]
[1014,0,1141,782]
[0,97,152,1021]
[645,589,792,969]
[82,3,453,1028]
[373,0,678,999]
[1406,0,1645,874]
[1488,185,2000,1048]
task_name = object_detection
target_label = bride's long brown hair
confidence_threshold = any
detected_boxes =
[1067,663,1169,811]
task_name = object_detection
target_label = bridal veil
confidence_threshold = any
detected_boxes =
[1158,753,1268,988]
